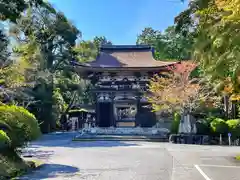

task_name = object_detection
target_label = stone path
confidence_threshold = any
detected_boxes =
[19,132,240,180]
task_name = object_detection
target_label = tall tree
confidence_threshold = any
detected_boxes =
[147,61,220,121]
[73,36,112,63]
[147,62,200,113]
[175,0,240,118]
[93,36,112,48]
[175,0,240,84]
[73,40,98,63]
[0,0,26,22]
[136,27,161,46]
[0,30,30,103]
[137,26,194,60]
[11,1,80,132]
[71,36,113,106]
[0,0,42,103]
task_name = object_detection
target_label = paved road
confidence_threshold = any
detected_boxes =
[19,133,240,180]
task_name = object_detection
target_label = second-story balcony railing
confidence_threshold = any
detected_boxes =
[94,84,148,91]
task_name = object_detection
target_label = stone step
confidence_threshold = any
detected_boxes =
[73,135,168,142]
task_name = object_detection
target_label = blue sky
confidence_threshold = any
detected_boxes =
[49,0,188,44]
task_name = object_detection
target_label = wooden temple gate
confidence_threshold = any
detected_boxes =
[72,45,177,128]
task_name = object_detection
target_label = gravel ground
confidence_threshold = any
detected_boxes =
[19,132,240,180]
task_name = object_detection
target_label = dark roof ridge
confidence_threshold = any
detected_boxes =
[100,45,151,51]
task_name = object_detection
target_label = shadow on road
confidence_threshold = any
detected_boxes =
[22,149,54,160]
[31,140,140,148]
[19,164,79,180]
[26,133,141,148]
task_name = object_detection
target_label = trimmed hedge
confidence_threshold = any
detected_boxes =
[196,117,212,135]
[226,119,240,138]
[0,120,12,131]
[0,150,31,179]
[0,105,41,148]
[202,117,240,139]
[0,130,11,149]
[210,118,228,135]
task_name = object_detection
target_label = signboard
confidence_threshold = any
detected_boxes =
[228,133,232,146]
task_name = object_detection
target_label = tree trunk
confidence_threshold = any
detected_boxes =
[231,101,237,119]
[223,95,229,119]
[60,91,77,127]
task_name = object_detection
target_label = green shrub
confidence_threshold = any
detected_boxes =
[197,116,217,135]
[0,130,11,149]
[0,150,32,179]
[0,105,41,148]
[210,118,228,135]
[226,119,240,138]
[196,119,211,135]
[171,112,181,134]
[0,120,12,131]
[206,116,216,123]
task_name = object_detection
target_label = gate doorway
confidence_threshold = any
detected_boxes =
[98,102,111,127]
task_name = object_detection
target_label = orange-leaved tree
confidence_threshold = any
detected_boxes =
[147,61,216,114]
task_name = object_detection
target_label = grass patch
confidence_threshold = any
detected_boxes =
[235,155,240,161]
[0,149,41,180]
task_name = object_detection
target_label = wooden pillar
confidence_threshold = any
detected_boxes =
[136,94,141,127]
[96,101,100,127]
[110,101,114,127]
[110,93,115,127]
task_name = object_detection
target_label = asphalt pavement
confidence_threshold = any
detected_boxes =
[19,133,240,180]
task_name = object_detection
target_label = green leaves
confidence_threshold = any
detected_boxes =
[0,0,26,23]
[175,0,240,99]
[136,27,160,46]
[73,36,112,63]
[0,130,11,148]
[0,104,41,148]
[93,36,112,48]
[137,26,194,60]
[73,40,98,63]
[4,1,82,132]
[210,118,228,134]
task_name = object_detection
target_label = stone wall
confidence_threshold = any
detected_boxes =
[155,116,172,130]
[79,127,170,136]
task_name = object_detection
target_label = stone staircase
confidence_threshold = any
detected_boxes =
[73,127,170,142]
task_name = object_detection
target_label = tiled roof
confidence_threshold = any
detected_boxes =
[82,45,177,68]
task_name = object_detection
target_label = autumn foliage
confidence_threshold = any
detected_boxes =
[147,61,201,112]
[222,76,240,101]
